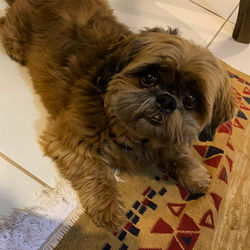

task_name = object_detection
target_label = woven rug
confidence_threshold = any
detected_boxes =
[52,62,250,250]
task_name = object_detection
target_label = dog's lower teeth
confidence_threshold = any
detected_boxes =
[154,115,161,121]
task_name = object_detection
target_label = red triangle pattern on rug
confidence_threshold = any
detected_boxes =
[203,155,222,168]
[167,203,186,217]
[176,184,189,200]
[226,137,234,151]
[234,118,244,129]
[178,214,200,231]
[226,155,233,172]
[233,86,242,97]
[151,218,174,234]
[177,232,200,250]
[240,102,250,111]
[218,167,228,184]
[236,95,242,103]
[233,86,242,103]
[193,145,208,157]
[199,210,214,229]
[167,237,183,250]
[237,76,245,83]
[218,123,232,135]
[243,87,250,95]
[210,193,222,213]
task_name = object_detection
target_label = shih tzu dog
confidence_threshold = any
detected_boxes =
[1,0,234,231]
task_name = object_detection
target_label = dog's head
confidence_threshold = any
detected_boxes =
[98,28,235,146]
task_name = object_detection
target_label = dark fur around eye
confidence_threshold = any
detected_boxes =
[127,64,161,88]
[139,69,160,88]
[182,90,199,109]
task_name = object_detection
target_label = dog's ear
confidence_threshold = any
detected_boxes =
[96,35,148,92]
[199,70,235,141]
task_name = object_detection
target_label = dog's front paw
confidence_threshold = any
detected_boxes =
[90,198,126,232]
[179,165,211,194]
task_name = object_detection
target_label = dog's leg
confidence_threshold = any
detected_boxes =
[70,157,126,231]
[0,0,31,65]
[159,145,210,194]
[41,120,126,232]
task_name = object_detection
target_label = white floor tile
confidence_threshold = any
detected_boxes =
[192,0,239,23]
[230,6,239,24]
[0,44,58,187]
[0,157,42,217]
[108,0,226,46]
[209,22,250,75]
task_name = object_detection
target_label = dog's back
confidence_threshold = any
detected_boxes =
[0,0,130,116]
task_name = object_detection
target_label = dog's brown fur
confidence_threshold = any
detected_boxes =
[0,0,235,231]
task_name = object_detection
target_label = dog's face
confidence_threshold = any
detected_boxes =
[100,29,234,146]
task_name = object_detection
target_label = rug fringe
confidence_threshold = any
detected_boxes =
[39,204,84,250]
[0,178,81,250]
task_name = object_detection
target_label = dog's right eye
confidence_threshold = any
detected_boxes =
[139,70,159,88]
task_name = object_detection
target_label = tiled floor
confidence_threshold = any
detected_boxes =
[192,0,239,23]
[0,0,249,218]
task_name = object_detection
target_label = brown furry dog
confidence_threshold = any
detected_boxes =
[0,0,234,231]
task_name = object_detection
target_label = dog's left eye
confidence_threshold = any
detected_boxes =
[183,91,198,109]
[139,70,159,87]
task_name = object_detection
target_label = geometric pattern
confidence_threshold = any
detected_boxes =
[177,232,200,250]
[226,137,235,151]
[205,146,224,158]
[240,102,250,111]
[243,96,250,105]
[218,123,232,135]
[210,193,222,213]
[178,214,200,231]
[199,210,215,229]
[226,155,233,172]
[193,145,208,157]
[234,118,244,129]
[176,184,189,200]
[151,218,174,234]
[218,167,228,184]
[243,86,250,95]
[203,155,223,168]
[167,203,186,217]
[237,110,248,120]
[167,237,183,250]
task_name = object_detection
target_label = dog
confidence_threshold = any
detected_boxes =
[0,0,235,231]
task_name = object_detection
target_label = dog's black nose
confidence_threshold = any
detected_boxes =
[156,94,177,112]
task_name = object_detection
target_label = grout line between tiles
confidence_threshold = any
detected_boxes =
[206,3,239,48]
[0,152,52,189]
[190,0,231,21]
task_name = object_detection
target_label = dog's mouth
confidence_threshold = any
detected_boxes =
[145,114,163,126]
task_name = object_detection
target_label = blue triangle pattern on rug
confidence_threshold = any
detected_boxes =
[205,146,224,158]
[183,236,192,246]
[243,96,250,105]
[237,110,248,120]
